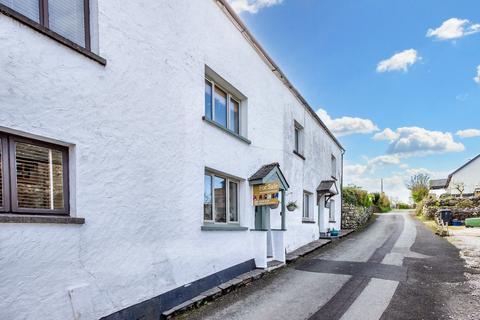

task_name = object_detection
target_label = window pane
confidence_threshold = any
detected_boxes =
[229,99,239,134]
[294,128,299,152]
[204,175,212,221]
[229,181,238,222]
[214,86,227,128]
[15,142,65,210]
[303,193,309,218]
[0,0,39,22]
[205,81,213,120]
[48,0,85,47]
[213,176,226,223]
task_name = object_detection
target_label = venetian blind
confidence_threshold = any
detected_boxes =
[0,0,39,22]
[48,0,85,46]
[15,142,64,210]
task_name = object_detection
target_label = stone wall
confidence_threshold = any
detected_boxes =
[341,204,373,230]
[422,196,480,219]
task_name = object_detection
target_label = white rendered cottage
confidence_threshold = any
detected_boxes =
[445,154,480,196]
[0,1,344,319]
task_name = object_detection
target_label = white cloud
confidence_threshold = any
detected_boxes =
[227,0,282,14]
[456,129,480,138]
[427,18,480,40]
[474,65,480,84]
[373,128,398,141]
[376,49,420,73]
[316,109,379,137]
[375,127,465,157]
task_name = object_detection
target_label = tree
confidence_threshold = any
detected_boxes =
[407,174,430,203]
[452,181,465,197]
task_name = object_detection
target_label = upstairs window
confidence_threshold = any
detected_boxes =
[331,154,337,179]
[0,133,69,215]
[294,121,304,157]
[0,0,91,49]
[205,79,241,135]
[204,171,239,224]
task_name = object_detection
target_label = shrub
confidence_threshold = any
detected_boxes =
[343,186,372,208]
[457,199,475,209]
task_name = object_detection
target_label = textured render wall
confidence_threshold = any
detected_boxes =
[448,158,480,194]
[0,0,343,319]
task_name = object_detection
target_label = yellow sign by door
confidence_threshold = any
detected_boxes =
[253,182,280,206]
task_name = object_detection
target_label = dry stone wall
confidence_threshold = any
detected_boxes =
[342,204,373,230]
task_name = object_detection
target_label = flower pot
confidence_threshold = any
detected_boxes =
[269,202,279,209]
[287,205,296,212]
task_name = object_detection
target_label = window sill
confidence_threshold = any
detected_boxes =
[201,225,248,231]
[302,219,316,224]
[0,4,106,66]
[293,150,306,160]
[0,214,85,225]
[202,117,251,145]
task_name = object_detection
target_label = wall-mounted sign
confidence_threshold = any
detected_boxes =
[253,182,280,206]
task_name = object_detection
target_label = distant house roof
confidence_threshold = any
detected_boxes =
[429,179,448,190]
[446,154,480,187]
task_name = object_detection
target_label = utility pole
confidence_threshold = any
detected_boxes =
[381,178,384,194]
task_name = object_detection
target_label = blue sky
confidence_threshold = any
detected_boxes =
[228,0,480,202]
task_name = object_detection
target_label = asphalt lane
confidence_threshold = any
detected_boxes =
[181,211,479,320]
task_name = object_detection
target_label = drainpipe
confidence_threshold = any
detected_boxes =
[281,190,286,230]
[340,149,345,230]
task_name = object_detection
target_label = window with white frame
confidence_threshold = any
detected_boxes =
[294,122,304,156]
[205,79,240,135]
[204,171,239,224]
[303,191,311,220]
[331,154,337,179]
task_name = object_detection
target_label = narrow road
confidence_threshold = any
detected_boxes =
[181,211,480,320]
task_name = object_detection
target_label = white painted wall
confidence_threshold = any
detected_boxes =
[0,1,343,319]
[447,156,480,195]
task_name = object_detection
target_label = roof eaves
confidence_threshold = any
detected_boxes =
[214,0,344,151]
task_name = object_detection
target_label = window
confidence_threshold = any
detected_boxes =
[204,171,239,224]
[0,0,91,49]
[303,191,311,220]
[205,79,241,134]
[331,154,337,179]
[329,200,336,222]
[0,132,69,215]
[294,122,304,157]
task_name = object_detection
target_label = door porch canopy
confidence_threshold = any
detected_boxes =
[249,163,289,230]
[317,180,339,205]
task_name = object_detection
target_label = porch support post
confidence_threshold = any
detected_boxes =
[281,190,286,230]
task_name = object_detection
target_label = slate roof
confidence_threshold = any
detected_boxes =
[317,180,338,195]
[248,163,280,181]
[429,179,448,190]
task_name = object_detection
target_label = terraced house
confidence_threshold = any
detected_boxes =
[0,0,344,319]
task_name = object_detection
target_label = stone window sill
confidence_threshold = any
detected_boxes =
[201,225,248,231]
[0,214,85,225]
[0,4,106,66]
[302,219,316,224]
[293,150,306,160]
[202,117,251,145]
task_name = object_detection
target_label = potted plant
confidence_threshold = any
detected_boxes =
[269,202,279,209]
[286,201,298,212]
